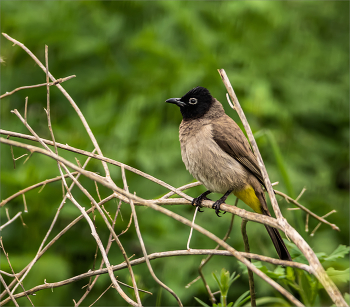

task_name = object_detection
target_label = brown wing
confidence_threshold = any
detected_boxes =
[212,115,266,189]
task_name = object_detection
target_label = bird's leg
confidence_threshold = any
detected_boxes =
[212,189,233,217]
[191,190,212,212]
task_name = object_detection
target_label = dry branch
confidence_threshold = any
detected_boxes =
[241,219,256,306]
[0,75,76,99]
[0,173,78,207]
[1,129,339,232]
[275,190,339,231]
[0,211,22,231]
[218,68,346,306]
[0,137,303,306]
[1,249,311,305]
[2,32,112,180]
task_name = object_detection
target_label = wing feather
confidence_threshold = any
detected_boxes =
[212,115,266,189]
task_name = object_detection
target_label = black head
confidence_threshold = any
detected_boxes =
[166,86,213,120]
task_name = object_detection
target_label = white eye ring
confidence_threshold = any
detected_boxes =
[189,98,198,105]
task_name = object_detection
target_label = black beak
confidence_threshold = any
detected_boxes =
[166,98,185,107]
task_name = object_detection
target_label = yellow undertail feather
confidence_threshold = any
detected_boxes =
[233,185,263,214]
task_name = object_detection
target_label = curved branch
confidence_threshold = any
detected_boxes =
[0,137,303,306]
[275,189,339,231]
[1,249,311,305]
[2,32,111,180]
[218,69,346,307]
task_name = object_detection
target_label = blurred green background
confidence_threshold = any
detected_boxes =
[0,1,348,306]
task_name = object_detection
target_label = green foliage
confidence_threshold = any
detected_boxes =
[195,269,250,307]
[238,243,350,306]
[0,1,348,306]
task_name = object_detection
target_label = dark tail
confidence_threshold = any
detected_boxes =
[264,225,292,261]
[251,182,292,261]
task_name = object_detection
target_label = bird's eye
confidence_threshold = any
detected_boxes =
[189,98,198,105]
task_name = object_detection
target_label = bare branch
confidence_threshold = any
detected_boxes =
[0,173,78,207]
[121,166,178,306]
[275,189,339,231]
[310,210,337,237]
[0,212,22,231]
[218,69,346,307]
[1,249,311,305]
[0,137,303,306]
[241,219,256,306]
[0,274,19,307]
[2,32,111,179]
[0,76,76,99]
[0,238,34,305]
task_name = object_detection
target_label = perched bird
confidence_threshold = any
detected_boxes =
[166,86,292,261]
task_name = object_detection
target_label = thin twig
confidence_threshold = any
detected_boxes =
[7,135,16,169]
[1,249,311,305]
[22,194,28,212]
[24,96,28,123]
[0,173,78,207]
[0,193,114,301]
[118,212,133,237]
[5,208,10,220]
[310,210,337,237]
[187,206,199,250]
[305,214,309,233]
[295,187,307,202]
[75,195,121,306]
[94,181,102,202]
[0,212,22,231]
[191,198,238,304]
[0,274,19,307]
[241,219,256,306]
[275,189,339,231]
[122,166,176,306]
[63,169,140,306]
[0,129,194,203]
[161,181,202,199]
[0,238,34,306]
[2,156,92,298]
[89,283,113,307]
[14,153,28,161]
[66,193,138,306]
[2,33,111,179]
[0,76,76,99]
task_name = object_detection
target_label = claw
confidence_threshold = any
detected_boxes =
[211,189,233,217]
[191,190,212,213]
[212,201,222,217]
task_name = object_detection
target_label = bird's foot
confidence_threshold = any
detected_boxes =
[212,199,225,217]
[191,191,211,212]
[212,190,232,217]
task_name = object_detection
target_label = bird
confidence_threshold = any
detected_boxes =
[166,86,292,261]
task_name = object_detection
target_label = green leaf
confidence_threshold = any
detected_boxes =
[233,290,251,307]
[324,245,350,262]
[194,297,211,307]
[253,261,286,279]
[297,270,318,306]
[243,297,291,306]
[213,269,239,298]
[220,268,231,294]
[228,272,240,288]
[285,266,295,282]
[326,267,350,285]
[212,271,222,291]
